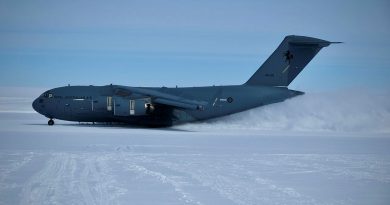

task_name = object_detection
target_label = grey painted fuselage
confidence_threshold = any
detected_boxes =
[32,35,338,127]
[32,85,302,126]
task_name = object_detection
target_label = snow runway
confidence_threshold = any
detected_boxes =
[0,91,390,204]
[2,151,389,205]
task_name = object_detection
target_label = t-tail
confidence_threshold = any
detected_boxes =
[245,35,340,87]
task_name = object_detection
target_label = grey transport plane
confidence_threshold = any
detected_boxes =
[32,35,339,127]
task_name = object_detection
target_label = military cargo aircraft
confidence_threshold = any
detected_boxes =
[32,35,339,127]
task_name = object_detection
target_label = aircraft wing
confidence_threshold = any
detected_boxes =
[120,86,208,110]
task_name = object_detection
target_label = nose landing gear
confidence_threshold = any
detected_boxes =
[48,119,54,126]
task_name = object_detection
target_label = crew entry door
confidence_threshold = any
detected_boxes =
[130,100,135,115]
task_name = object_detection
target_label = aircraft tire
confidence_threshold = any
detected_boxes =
[48,119,54,126]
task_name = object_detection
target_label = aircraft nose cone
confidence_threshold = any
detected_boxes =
[32,98,40,113]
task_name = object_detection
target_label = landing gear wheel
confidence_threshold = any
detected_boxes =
[48,119,54,126]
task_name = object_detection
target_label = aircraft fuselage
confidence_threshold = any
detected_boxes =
[32,85,302,126]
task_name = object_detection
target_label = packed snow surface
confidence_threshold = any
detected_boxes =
[0,88,389,204]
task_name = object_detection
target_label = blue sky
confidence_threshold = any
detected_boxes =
[0,0,389,92]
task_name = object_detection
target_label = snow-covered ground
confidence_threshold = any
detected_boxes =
[0,88,390,205]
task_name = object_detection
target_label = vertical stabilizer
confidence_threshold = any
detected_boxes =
[245,35,337,86]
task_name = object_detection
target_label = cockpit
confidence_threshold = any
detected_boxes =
[41,91,54,98]
[32,90,55,118]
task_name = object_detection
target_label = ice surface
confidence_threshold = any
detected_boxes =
[0,88,390,204]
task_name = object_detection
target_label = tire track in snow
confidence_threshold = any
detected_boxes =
[142,155,323,205]
[0,152,34,189]
[117,152,203,205]
[20,153,71,205]
[79,153,126,205]
[20,152,125,205]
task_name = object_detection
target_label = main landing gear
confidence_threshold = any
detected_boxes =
[48,119,54,126]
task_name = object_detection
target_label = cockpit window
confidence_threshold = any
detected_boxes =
[42,92,53,98]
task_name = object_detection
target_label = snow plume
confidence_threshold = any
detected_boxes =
[180,90,390,134]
